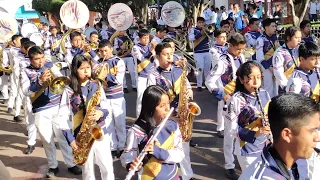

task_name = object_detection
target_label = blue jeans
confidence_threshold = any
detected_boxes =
[310,14,318,22]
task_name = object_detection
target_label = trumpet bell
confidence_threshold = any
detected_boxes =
[188,102,201,116]
[0,66,12,73]
[49,76,70,94]
[91,125,104,141]
[206,25,215,33]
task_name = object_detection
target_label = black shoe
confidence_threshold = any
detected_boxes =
[124,88,129,93]
[197,87,202,92]
[7,108,13,114]
[111,150,117,158]
[46,167,59,178]
[117,149,124,158]
[225,169,238,180]
[217,130,224,138]
[68,165,82,175]
[132,88,137,92]
[24,145,35,154]
[189,140,198,147]
[13,116,22,122]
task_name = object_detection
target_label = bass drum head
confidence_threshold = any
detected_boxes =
[60,0,89,29]
[161,1,185,27]
[84,27,98,41]
[21,22,38,38]
[29,33,44,46]
[0,12,18,43]
[107,3,133,31]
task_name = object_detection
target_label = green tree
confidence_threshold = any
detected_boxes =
[32,0,66,26]
[290,0,310,26]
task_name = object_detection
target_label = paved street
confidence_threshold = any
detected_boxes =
[0,77,241,180]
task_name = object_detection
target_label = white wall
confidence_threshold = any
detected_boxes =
[215,0,228,10]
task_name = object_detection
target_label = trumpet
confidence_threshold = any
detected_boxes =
[205,24,215,33]
[31,63,70,103]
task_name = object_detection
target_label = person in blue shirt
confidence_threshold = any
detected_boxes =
[239,93,320,180]
[229,3,244,32]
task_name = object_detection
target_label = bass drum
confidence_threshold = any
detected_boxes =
[161,1,185,27]
[29,32,44,46]
[21,22,39,38]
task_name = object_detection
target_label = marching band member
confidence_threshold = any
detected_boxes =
[205,33,246,180]
[9,39,34,122]
[256,18,278,98]
[44,26,62,60]
[18,40,38,155]
[225,61,271,172]
[40,23,51,40]
[133,23,147,45]
[21,46,82,178]
[210,29,228,67]
[113,30,137,93]
[120,85,184,179]
[132,29,156,117]
[103,23,116,41]
[0,42,12,101]
[96,40,126,157]
[300,20,318,44]
[65,31,100,66]
[189,17,213,91]
[60,54,115,180]
[244,18,261,51]
[7,35,22,115]
[88,31,99,51]
[166,26,178,39]
[150,25,167,45]
[286,42,320,180]
[239,93,317,180]
[273,26,301,95]
[147,42,194,180]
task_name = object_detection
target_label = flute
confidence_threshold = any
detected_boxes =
[255,88,273,142]
[124,107,174,180]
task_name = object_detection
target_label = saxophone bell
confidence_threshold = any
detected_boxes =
[91,124,104,141]
[188,102,201,116]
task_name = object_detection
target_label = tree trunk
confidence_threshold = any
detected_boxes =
[290,0,310,26]
[142,3,148,24]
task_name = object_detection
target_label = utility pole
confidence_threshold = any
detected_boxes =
[157,0,161,19]
[264,0,269,19]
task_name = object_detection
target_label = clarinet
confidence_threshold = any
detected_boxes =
[125,107,174,180]
[314,148,320,156]
[255,88,272,142]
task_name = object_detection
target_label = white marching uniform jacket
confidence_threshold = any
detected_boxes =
[205,52,246,100]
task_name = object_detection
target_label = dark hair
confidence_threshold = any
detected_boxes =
[249,18,259,25]
[11,34,21,42]
[138,29,150,38]
[300,20,311,30]
[262,18,275,29]
[70,31,82,41]
[28,46,44,59]
[23,41,36,50]
[155,43,172,56]
[49,26,57,31]
[95,22,102,29]
[220,6,226,11]
[90,31,99,37]
[220,20,230,27]
[227,17,234,22]
[283,26,300,42]
[20,37,30,45]
[162,38,175,44]
[197,17,205,22]
[98,39,112,49]
[214,29,226,38]
[268,93,320,142]
[248,3,257,10]
[138,24,147,30]
[156,25,166,33]
[136,85,168,134]
[70,55,94,95]
[228,33,246,46]
[299,42,320,59]
[235,61,263,93]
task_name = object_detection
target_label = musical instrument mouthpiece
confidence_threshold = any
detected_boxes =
[314,147,320,155]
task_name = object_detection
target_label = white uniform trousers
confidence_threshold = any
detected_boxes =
[34,106,75,168]
[223,116,236,170]
[217,100,225,131]
[194,52,211,88]
[136,76,147,118]
[262,68,277,98]
[24,97,37,146]
[107,97,127,151]
[0,74,9,99]
[180,142,193,180]
[122,57,137,89]
[236,155,257,172]
[82,134,115,180]
[8,73,22,116]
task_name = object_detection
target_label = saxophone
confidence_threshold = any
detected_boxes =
[73,83,104,165]
[177,61,201,142]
